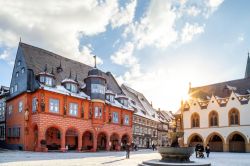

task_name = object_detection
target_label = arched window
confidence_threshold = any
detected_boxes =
[209,111,218,127]
[191,113,200,128]
[229,109,239,125]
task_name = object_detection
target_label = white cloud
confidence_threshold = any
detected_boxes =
[207,0,224,8]
[0,0,120,65]
[110,42,137,67]
[181,23,205,43]
[186,6,201,16]
[111,0,137,28]
[125,0,178,49]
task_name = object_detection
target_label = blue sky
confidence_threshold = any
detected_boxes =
[0,0,249,111]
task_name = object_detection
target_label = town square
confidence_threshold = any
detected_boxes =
[0,0,250,165]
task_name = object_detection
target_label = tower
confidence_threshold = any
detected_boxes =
[245,53,250,78]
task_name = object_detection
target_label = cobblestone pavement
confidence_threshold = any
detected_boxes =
[0,149,250,166]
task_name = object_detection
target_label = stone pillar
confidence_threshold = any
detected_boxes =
[246,143,250,152]
[223,143,229,152]
[78,134,82,152]
[61,132,66,152]
[37,128,47,152]
[93,134,97,152]
[106,136,110,151]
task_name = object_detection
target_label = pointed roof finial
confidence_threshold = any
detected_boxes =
[19,37,21,43]
[44,64,47,72]
[69,69,72,78]
[51,67,54,75]
[94,55,97,68]
[59,60,62,67]
[75,73,78,82]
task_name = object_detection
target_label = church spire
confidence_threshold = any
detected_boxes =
[245,52,250,78]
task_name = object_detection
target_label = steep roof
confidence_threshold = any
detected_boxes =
[121,84,159,122]
[245,54,250,78]
[19,42,122,94]
[189,77,250,100]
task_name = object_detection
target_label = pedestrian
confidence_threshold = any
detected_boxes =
[152,143,155,151]
[195,144,199,158]
[125,143,131,159]
[205,144,210,158]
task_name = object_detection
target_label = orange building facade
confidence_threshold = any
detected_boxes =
[6,42,133,152]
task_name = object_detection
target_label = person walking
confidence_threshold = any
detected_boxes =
[205,144,210,158]
[125,143,131,159]
[152,144,155,151]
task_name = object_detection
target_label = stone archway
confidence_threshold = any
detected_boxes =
[121,134,130,150]
[65,128,78,150]
[228,132,247,152]
[45,127,61,150]
[110,133,120,151]
[188,134,203,147]
[206,133,224,152]
[97,132,107,151]
[82,131,94,150]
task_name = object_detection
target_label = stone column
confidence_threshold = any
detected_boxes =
[223,143,229,152]
[93,134,97,152]
[37,128,47,152]
[106,136,110,151]
[246,143,250,152]
[78,133,82,152]
[60,131,66,152]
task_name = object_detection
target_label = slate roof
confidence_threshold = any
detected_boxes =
[19,42,122,94]
[189,77,250,100]
[121,84,159,122]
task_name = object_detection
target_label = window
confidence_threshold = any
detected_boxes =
[12,127,20,137]
[10,87,13,94]
[191,113,200,128]
[69,103,78,116]
[17,60,21,66]
[106,95,114,102]
[21,67,25,74]
[65,83,77,93]
[209,111,218,127]
[8,105,13,115]
[112,112,119,123]
[16,72,19,78]
[229,109,239,125]
[91,84,105,94]
[8,128,11,137]
[124,115,129,125]
[49,99,59,113]
[94,106,102,118]
[32,98,37,112]
[40,76,45,83]
[18,101,23,112]
[14,84,18,92]
[45,77,53,86]
[0,103,5,118]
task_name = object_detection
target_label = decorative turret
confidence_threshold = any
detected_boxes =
[84,56,106,101]
[245,53,250,78]
[61,70,78,93]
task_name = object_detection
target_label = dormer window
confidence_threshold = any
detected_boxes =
[106,90,115,103]
[39,74,54,87]
[65,83,77,93]
[62,78,78,93]
[116,95,128,107]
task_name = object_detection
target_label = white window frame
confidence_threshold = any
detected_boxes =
[112,112,119,123]
[21,67,25,74]
[17,60,21,66]
[124,115,129,125]
[18,101,23,112]
[16,72,19,78]
[32,97,37,112]
[8,105,13,115]
[45,77,53,86]
[14,84,18,92]
[10,87,13,94]
[69,103,78,116]
[91,84,105,94]
[94,106,102,118]
[49,99,59,113]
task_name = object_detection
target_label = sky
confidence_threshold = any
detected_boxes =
[0,0,250,112]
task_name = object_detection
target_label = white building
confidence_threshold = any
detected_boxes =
[182,55,250,152]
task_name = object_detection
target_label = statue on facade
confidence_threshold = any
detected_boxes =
[24,109,29,121]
